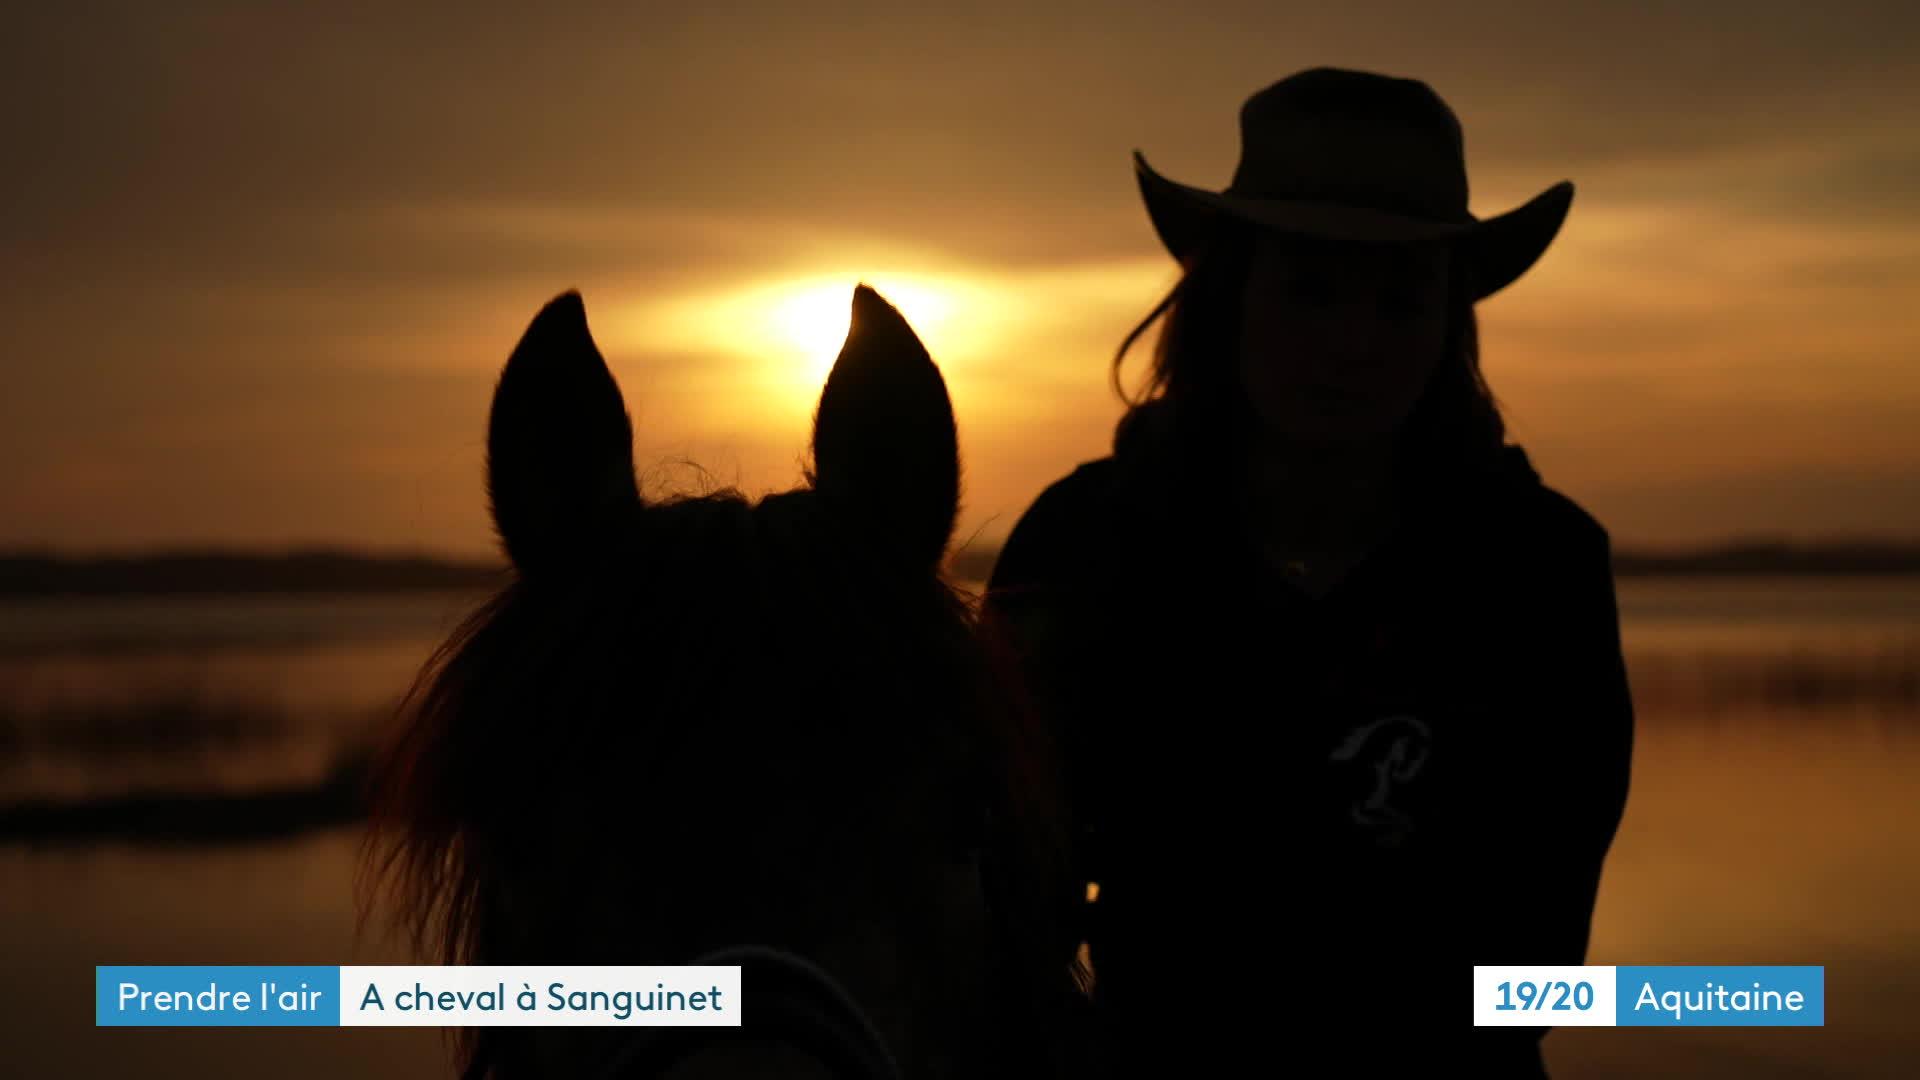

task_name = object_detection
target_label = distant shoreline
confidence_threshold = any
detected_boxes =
[0,551,507,597]
[2,542,1919,596]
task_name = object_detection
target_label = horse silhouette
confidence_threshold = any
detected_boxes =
[361,286,1081,1079]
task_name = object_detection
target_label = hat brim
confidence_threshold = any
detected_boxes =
[1134,150,1574,301]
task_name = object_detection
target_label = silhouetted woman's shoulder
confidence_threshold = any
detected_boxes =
[1470,446,1615,586]
[993,444,1612,592]
[987,458,1131,597]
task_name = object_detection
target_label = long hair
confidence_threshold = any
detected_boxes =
[1110,226,1506,504]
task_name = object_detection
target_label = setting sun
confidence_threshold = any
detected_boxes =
[767,276,958,383]
[618,269,998,401]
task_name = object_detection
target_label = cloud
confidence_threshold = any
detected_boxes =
[4,2,1919,549]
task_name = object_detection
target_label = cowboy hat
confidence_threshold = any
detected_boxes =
[1135,67,1574,300]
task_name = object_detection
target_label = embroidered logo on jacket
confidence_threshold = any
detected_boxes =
[1328,713,1432,847]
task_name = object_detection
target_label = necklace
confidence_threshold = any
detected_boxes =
[1257,538,1328,589]
[1257,526,1388,598]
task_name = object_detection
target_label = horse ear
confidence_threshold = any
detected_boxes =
[808,285,960,571]
[487,291,640,576]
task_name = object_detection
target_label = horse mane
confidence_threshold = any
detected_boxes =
[358,485,1080,1077]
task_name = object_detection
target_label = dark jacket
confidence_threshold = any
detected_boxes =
[984,440,1634,1077]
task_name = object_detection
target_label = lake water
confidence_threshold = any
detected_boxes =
[2,577,1916,1077]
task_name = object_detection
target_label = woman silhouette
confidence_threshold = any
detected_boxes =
[985,68,1634,1077]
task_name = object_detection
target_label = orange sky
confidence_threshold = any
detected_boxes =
[3,3,1917,557]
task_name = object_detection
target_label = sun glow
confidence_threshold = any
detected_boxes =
[617,270,987,399]
[764,275,959,383]
[599,257,1174,428]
